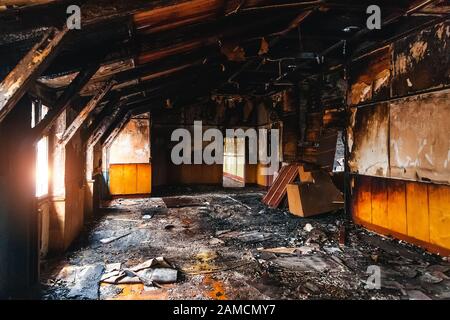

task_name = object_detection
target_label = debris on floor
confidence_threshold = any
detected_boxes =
[101,257,178,287]
[40,187,450,300]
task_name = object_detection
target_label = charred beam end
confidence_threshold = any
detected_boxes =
[59,80,115,145]
[82,93,120,142]
[88,102,124,148]
[101,109,132,147]
[31,63,100,143]
[0,27,69,123]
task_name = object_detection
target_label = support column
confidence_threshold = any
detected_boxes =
[0,96,38,298]
[48,111,67,253]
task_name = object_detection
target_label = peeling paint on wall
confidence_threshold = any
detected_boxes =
[348,103,389,177]
[348,46,392,106]
[109,118,150,165]
[390,91,450,184]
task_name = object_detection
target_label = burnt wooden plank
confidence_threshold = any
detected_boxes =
[371,178,389,228]
[0,27,68,123]
[348,46,392,106]
[352,175,372,224]
[88,102,124,147]
[32,63,100,142]
[101,109,131,146]
[59,80,114,145]
[406,181,430,243]
[392,20,450,96]
[387,179,407,234]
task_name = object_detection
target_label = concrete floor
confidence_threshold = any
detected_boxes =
[41,187,450,300]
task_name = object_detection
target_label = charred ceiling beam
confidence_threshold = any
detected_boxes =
[0,27,69,123]
[59,79,114,145]
[31,62,99,142]
[87,100,124,147]
[29,81,58,107]
[82,93,120,142]
[101,107,132,147]
[225,9,313,89]
[267,0,443,88]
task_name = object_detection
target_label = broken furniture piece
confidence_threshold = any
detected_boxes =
[262,164,300,208]
[287,167,344,217]
[262,164,343,217]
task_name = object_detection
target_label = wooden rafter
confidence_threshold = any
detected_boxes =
[87,101,124,147]
[102,109,132,147]
[59,80,115,145]
[0,27,68,123]
[31,63,100,142]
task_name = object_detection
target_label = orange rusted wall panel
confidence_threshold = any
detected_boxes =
[387,180,407,235]
[428,184,450,250]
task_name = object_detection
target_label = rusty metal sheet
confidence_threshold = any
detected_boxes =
[348,103,389,177]
[392,21,450,97]
[390,90,450,184]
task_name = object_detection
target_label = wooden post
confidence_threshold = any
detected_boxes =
[0,96,38,298]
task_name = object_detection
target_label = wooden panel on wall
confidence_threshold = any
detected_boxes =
[392,21,450,97]
[137,164,151,194]
[353,175,450,255]
[428,184,450,250]
[109,164,124,195]
[352,175,372,224]
[406,182,430,243]
[371,178,388,227]
[122,164,137,195]
[387,180,407,234]
[110,163,151,195]
[348,46,392,106]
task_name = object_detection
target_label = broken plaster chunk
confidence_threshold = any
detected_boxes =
[304,223,314,233]
[209,237,225,245]
[67,264,104,300]
[100,232,131,244]
[420,272,444,284]
[138,268,178,284]
[130,257,173,272]
[407,290,432,300]
[407,78,413,87]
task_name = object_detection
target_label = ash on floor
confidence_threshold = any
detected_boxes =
[40,187,450,300]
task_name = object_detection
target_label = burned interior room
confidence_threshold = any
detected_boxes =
[0,0,449,301]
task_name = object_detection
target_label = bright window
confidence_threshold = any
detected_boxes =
[34,101,49,197]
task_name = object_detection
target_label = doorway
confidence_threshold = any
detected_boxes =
[223,137,245,188]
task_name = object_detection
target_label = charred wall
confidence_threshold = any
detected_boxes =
[348,20,450,254]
